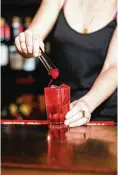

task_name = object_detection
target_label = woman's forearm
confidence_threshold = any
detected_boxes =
[83,66,117,113]
[83,25,118,113]
[28,0,64,40]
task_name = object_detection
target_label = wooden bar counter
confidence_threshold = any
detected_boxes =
[1,122,117,175]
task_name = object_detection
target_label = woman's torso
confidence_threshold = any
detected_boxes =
[51,0,117,121]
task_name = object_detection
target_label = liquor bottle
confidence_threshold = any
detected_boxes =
[0,17,5,42]
[19,16,36,84]
[12,16,24,38]
[24,16,32,30]
[1,17,17,111]
[9,45,24,70]
[23,16,35,74]
[4,19,11,42]
[0,17,9,67]
[10,16,24,71]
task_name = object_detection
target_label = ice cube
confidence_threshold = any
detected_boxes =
[50,85,58,88]
[59,84,69,89]
[53,114,60,122]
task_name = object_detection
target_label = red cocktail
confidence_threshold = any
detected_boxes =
[44,84,70,127]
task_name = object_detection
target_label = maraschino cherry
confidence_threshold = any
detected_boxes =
[48,68,59,87]
[50,68,59,79]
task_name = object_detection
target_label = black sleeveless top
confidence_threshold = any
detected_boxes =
[51,10,117,121]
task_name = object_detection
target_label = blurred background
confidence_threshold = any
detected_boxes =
[1,0,53,120]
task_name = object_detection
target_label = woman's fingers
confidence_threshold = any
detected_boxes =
[70,100,77,109]
[15,30,45,57]
[69,116,89,127]
[32,33,40,57]
[65,111,83,125]
[67,100,91,120]
[66,102,82,119]
[76,100,91,119]
[65,99,91,127]
[25,30,32,53]
[39,38,45,51]
[19,32,27,54]
[15,36,22,52]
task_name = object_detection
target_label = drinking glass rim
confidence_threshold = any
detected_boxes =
[44,86,70,91]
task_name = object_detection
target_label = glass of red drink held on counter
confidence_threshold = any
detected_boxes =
[44,84,70,128]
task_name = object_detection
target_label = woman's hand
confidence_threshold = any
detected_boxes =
[64,99,91,127]
[15,30,44,58]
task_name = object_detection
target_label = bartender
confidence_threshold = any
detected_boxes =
[15,0,117,127]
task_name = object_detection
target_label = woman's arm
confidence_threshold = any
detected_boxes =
[15,0,65,56]
[65,14,117,127]
[28,0,65,40]
[83,22,117,113]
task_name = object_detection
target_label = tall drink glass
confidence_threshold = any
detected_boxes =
[44,84,70,128]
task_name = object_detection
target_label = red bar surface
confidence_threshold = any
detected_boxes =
[0,120,115,126]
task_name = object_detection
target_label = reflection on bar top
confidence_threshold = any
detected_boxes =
[1,124,116,173]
